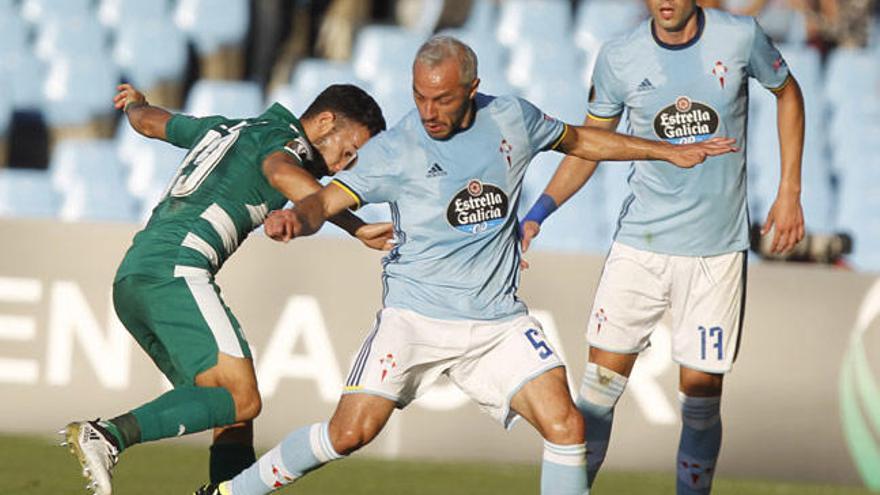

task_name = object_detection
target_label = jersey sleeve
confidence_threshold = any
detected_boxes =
[746,19,791,92]
[330,130,403,209]
[587,46,626,120]
[165,114,227,149]
[516,97,567,155]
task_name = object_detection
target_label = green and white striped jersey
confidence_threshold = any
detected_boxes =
[115,103,322,280]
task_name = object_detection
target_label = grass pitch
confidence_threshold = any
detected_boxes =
[1,433,870,494]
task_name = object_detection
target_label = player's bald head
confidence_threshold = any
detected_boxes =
[413,35,478,87]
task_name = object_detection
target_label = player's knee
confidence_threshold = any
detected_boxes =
[329,420,381,455]
[539,406,585,445]
[680,372,723,397]
[230,387,262,422]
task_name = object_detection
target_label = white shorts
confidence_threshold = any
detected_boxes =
[343,307,564,428]
[587,242,746,373]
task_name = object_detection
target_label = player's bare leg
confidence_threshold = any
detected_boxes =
[576,347,637,487]
[209,394,397,495]
[510,366,588,495]
[196,355,262,483]
[64,353,260,494]
[676,366,724,495]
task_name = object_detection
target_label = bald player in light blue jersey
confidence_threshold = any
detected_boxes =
[521,1,806,493]
[193,35,736,495]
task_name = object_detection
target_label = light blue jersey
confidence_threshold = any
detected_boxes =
[333,94,566,321]
[589,8,790,256]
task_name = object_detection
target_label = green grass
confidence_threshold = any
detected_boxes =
[1,433,872,494]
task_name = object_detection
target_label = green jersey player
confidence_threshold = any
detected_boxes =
[61,83,388,495]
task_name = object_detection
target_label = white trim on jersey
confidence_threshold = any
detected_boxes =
[245,203,269,228]
[173,265,245,358]
[181,233,220,268]
[201,203,239,255]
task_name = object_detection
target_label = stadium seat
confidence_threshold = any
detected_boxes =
[0,168,59,218]
[174,0,249,55]
[0,79,11,138]
[461,0,497,34]
[522,75,588,124]
[497,0,572,47]
[0,14,29,59]
[281,59,368,116]
[574,0,646,51]
[34,15,108,61]
[119,135,186,200]
[184,80,264,119]
[435,27,514,96]
[520,152,611,253]
[0,52,47,111]
[113,19,188,91]
[507,38,582,90]
[370,72,416,128]
[352,26,427,83]
[21,0,93,24]
[42,56,120,127]
[98,0,169,29]
[49,139,138,222]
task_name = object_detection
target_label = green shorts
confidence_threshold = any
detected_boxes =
[112,266,252,387]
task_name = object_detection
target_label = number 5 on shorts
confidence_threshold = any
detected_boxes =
[524,328,553,360]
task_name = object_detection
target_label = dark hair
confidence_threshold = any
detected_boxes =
[301,84,386,136]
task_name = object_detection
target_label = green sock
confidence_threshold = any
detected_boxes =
[101,413,141,452]
[130,386,236,443]
[210,443,257,483]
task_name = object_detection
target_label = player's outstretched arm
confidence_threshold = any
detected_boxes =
[262,152,392,249]
[520,115,621,255]
[761,75,805,254]
[113,84,172,140]
[557,123,738,168]
[265,184,358,242]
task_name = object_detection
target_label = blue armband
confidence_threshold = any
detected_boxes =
[522,193,558,227]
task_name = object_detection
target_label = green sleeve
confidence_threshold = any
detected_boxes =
[165,114,227,149]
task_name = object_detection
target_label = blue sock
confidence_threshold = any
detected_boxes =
[226,422,343,495]
[575,362,627,487]
[676,393,722,495]
[541,440,588,495]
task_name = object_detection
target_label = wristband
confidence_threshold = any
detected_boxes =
[522,193,558,226]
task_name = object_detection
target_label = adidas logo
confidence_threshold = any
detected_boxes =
[426,163,447,178]
[637,78,655,91]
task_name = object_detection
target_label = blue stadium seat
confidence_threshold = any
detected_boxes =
[113,18,188,90]
[184,80,264,119]
[369,72,416,128]
[42,56,120,127]
[507,38,582,91]
[0,52,47,111]
[21,0,93,24]
[174,0,249,55]
[0,13,29,59]
[49,139,138,222]
[462,0,497,34]
[352,25,427,83]
[520,152,611,253]
[34,15,108,61]
[0,169,59,218]
[0,78,11,137]
[574,0,646,52]
[98,0,169,29]
[282,59,368,116]
[438,28,507,90]
[497,0,572,47]
[522,75,588,124]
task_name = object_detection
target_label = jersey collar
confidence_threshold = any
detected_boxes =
[651,7,705,51]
